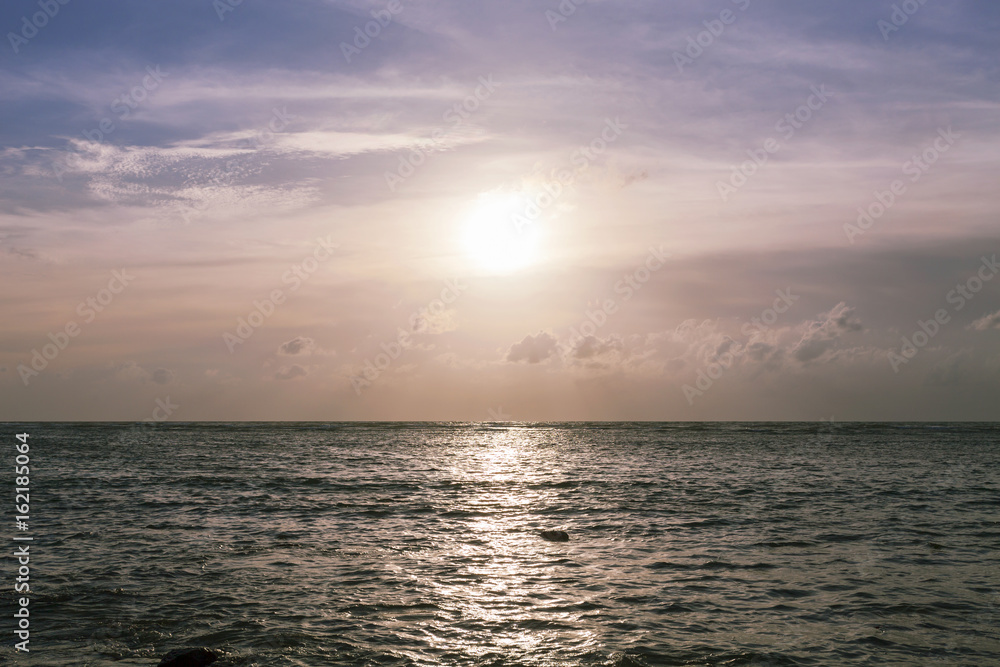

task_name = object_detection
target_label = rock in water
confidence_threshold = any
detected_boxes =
[540,530,569,542]
[157,647,219,667]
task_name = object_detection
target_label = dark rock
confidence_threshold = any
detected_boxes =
[157,647,219,667]
[540,530,569,542]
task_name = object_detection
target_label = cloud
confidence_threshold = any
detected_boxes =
[150,368,174,385]
[791,302,863,364]
[412,308,459,335]
[2,246,41,261]
[506,331,558,364]
[278,337,315,356]
[613,167,649,189]
[109,361,173,384]
[969,309,1000,331]
[744,340,783,367]
[45,139,322,218]
[275,364,309,381]
[664,319,750,369]
[662,300,870,382]
[571,334,623,360]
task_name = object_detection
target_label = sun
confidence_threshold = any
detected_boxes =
[461,191,541,274]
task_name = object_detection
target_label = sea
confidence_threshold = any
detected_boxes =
[1,422,998,666]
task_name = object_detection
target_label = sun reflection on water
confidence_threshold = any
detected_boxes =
[415,428,602,663]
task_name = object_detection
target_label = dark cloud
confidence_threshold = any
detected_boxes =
[792,302,863,363]
[278,337,314,356]
[714,338,737,358]
[745,341,782,366]
[150,368,173,385]
[572,335,623,360]
[507,332,558,364]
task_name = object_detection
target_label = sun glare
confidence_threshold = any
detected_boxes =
[461,191,541,274]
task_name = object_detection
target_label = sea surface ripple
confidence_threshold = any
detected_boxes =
[2,422,998,666]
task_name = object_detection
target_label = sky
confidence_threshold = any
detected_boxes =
[1,0,998,421]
